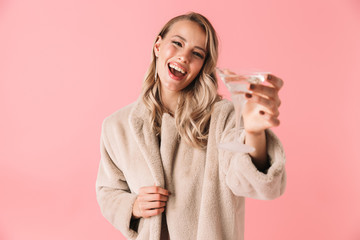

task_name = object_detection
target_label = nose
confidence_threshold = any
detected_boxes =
[177,49,191,63]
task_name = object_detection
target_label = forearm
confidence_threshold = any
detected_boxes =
[245,130,270,172]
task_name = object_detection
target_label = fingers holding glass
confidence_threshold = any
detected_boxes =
[248,83,279,101]
[266,74,284,91]
[245,93,280,117]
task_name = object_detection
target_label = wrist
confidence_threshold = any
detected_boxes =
[132,199,141,219]
[245,130,265,138]
[132,215,141,220]
[244,130,267,165]
[132,211,141,219]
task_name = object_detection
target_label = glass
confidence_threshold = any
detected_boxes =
[216,68,270,153]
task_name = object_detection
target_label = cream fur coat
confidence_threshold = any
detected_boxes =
[96,98,286,240]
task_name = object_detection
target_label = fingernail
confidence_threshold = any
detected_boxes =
[259,110,265,115]
[245,93,252,98]
[249,84,255,90]
[267,74,272,80]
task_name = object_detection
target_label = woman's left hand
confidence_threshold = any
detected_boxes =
[242,74,284,134]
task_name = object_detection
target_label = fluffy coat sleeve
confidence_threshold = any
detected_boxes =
[217,100,286,200]
[96,119,139,240]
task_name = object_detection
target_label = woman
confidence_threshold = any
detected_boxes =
[96,12,286,240]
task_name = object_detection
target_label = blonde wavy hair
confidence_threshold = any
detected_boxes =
[141,12,222,149]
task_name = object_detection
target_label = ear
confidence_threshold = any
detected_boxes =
[154,36,162,57]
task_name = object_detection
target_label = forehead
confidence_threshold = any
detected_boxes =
[166,20,206,47]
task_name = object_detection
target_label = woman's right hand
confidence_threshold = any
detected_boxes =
[132,185,170,219]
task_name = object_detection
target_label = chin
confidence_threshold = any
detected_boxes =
[164,84,183,92]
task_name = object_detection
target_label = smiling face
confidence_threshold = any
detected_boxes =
[154,20,207,95]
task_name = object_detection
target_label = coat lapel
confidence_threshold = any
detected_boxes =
[160,113,179,191]
[128,98,164,240]
[128,98,165,188]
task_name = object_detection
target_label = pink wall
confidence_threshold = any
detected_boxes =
[1,0,359,239]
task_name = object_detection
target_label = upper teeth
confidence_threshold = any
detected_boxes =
[169,63,186,74]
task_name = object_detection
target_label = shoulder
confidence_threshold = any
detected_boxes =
[212,98,234,119]
[101,100,137,134]
[209,98,235,136]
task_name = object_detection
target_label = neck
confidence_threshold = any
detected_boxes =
[160,86,179,115]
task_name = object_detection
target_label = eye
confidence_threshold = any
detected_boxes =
[193,52,204,59]
[172,41,182,47]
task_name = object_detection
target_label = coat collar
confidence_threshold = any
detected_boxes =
[128,97,166,188]
[128,97,182,239]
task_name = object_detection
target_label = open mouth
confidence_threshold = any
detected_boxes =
[168,63,187,79]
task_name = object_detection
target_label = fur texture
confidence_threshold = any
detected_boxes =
[96,98,286,240]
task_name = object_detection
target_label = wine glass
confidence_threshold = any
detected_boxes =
[216,68,270,153]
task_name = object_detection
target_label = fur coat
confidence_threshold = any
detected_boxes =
[96,98,286,240]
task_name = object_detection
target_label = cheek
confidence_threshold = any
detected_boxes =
[192,61,204,75]
[161,45,177,59]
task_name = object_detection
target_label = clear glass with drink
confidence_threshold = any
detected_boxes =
[216,67,270,153]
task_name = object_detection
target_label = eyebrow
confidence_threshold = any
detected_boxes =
[173,35,206,54]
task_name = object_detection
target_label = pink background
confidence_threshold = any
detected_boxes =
[1,0,359,239]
